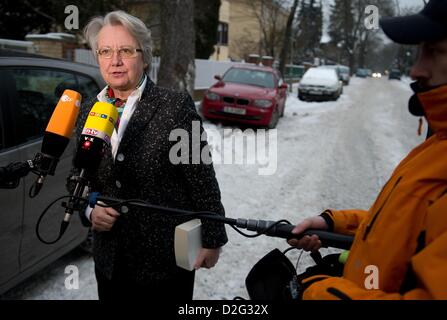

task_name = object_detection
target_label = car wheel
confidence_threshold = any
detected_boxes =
[298,94,305,101]
[268,109,279,129]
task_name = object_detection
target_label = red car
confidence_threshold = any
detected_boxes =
[201,65,287,128]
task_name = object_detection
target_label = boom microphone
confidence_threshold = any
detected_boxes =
[29,90,82,197]
[233,218,354,250]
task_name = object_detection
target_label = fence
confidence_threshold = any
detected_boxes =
[194,59,239,89]
[0,38,35,53]
[74,48,97,66]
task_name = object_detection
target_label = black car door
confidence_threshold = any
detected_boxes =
[0,69,24,288]
[8,67,91,272]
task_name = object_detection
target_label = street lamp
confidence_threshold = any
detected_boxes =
[337,41,343,64]
[405,50,412,75]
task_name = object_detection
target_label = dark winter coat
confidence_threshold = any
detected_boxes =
[69,79,228,283]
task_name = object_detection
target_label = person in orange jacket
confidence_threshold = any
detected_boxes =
[288,0,447,300]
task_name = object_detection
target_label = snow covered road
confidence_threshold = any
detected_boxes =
[0,77,425,300]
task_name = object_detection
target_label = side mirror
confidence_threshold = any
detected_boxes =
[279,83,288,89]
[214,75,223,81]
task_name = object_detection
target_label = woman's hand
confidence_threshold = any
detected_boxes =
[287,216,329,252]
[91,205,120,232]
[194,248,222,270]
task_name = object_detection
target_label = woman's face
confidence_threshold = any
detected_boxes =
[97,24,146,97]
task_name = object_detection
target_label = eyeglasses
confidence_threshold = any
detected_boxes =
[96,46,142,59]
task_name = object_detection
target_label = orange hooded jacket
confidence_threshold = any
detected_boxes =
[303,85,447,300]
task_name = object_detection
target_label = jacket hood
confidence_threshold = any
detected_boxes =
[418,84,447,137]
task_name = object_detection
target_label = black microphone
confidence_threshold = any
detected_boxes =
[234,218,354,250]
[62,101,118,233]
[29,90,82,197]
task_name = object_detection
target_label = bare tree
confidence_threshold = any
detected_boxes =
[329,0,394,70]
[232,31,260,60]
[248,0,288,58]
[278,0,299,76]
[292,0,323,64]
[356,0,395,68]
[158,0,195,94]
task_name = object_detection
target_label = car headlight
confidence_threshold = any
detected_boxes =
[205,92,220,101]
[253,99,273,108]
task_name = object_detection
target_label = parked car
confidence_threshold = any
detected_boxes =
[320,65,341,79]
[201,64,288,129]
[0,49,105,295]
[298,67,343,101]
[320,65,350,85]
[338,65,351,85]
[356,68,369,78]
[388,68,402,80]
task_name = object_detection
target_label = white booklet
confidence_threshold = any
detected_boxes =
[174,219,202,271]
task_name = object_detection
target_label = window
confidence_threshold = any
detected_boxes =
[223,69,275,88]
[7,69,77,142]
[53,74,99,103]
[77,74,100,101]
[217,22,228,45]
[5,68,100,144]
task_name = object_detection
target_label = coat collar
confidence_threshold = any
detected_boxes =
[418,84,447,138]
[117,79,159,153]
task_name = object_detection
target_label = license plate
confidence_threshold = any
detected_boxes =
[310,90,322,95]
[223,106,246,115]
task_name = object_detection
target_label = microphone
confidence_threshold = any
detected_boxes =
[233,218,354,250]
[73,101,117,171]
[29,90,82,197]
[174,215,355,270]
[62,102,117,232]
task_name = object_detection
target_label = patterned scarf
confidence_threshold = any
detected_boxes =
[105,75,146,130]
[105,87,126,130]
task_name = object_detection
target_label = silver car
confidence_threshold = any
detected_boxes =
[298,67,343,102]
[0,50,105,295]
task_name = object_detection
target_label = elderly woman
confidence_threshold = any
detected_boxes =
[73,11,228,300]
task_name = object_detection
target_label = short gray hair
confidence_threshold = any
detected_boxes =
[84,10,152,71]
